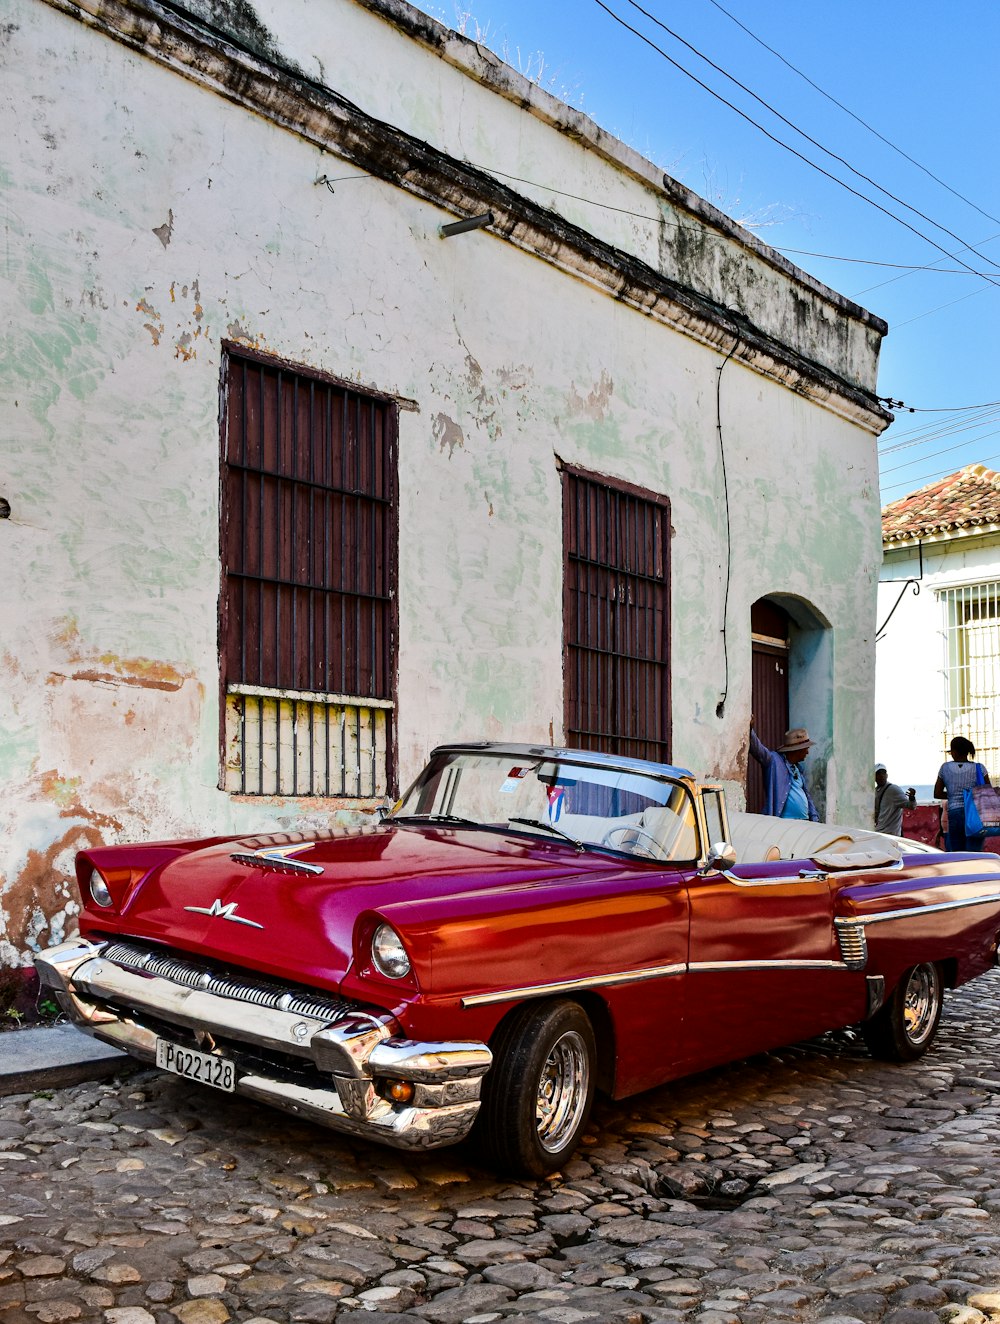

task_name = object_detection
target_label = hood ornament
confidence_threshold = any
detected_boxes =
[184,897,264,929]
[230,843,323,876]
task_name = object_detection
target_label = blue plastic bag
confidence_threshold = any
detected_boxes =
[964,773,1000,838]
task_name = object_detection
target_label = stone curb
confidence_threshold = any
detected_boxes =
[0,1023,130,1096]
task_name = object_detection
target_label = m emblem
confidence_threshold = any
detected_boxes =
[184,898,264,929]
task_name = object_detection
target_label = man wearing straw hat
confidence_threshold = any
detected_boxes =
[749,717,819,821]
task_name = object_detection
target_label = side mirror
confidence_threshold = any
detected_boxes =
[706,841,737,872]
[374,796,394,823]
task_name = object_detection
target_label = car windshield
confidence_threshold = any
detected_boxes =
[389,749,699,861]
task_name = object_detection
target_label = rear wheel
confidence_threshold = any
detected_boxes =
[861,962,943,1061]
[473,999,596,1177]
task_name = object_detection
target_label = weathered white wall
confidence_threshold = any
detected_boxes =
[876,534,1000,792]
[0,0,885,960]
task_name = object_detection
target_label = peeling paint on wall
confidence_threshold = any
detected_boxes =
[1,617,208,960]
[152,208,174,248]
[567,370,615,421]
[433,411,465,457]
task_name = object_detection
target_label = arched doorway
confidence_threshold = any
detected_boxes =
[748,594,833,817]
[748,600,790,813]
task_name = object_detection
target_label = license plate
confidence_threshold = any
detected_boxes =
[155,1038,236,1093]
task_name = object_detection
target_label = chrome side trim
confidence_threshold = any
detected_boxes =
[838,891,1000,927]
[730,862,912,886]
[689,959,848,972]
[731,874,822,887]
[834,919,869,970]
[460,962,686,1008]
[461,954,855,1008]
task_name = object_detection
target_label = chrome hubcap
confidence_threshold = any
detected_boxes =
[902,965,939,1045]
[536,1030,590,1153]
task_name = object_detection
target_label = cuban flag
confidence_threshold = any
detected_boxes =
[546,785,566,823]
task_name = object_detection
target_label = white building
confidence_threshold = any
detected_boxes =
[1,0,890,961]
[877,465,1000,793]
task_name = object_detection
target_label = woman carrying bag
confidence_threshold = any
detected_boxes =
[934,737,991,851]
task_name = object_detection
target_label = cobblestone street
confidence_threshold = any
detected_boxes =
[4,972,1000,1324]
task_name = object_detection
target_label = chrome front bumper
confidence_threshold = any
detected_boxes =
[35,939,492,1151]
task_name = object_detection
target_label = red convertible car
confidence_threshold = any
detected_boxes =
[36,742,1000,1176]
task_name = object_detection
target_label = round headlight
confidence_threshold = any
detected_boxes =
[371,923,411,980]
[89,869,114,908]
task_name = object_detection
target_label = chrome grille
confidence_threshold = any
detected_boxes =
[834,921,868,970]
[100,940,351,1022]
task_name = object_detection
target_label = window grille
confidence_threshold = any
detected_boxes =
[561,465,670,764]
[224,687,391,798]
[221,350,397,797]
[940,580,1000,775]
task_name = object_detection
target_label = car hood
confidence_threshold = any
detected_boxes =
[103,824,618,992]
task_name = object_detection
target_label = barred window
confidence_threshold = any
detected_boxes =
[220,348,397,797]
[940,580,1000,776]
[561,464,671,764]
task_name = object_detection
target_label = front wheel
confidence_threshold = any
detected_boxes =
[861,962,943,1061]
[473,999,596,1177]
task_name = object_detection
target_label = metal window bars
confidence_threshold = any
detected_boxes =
[225,685,391,799]
[940,580,1000,775]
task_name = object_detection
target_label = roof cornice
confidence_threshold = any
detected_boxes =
[42,0,890,431]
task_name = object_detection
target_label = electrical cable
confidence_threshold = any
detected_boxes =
[714,334,739,719]
[889,284,993,331]
[482,164,1000,278]
[591,0,1000,288]
[880,426,1000,478]
[774,249,1000,275]
[879,407,1000,453]
[879,408,1000,466]
[612,0,1000,278]
[314,169,1000,280]
[855,231,1000,296]
[701,0,1000,228]
[880,454,1000,499]
[883,403,1000,430]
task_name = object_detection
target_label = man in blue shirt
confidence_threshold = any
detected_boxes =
[749,719,819,821]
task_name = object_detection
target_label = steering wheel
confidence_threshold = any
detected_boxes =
[601,825,667,860]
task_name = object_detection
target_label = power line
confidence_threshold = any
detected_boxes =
[880,405,1000,450]
[881,454,1000,500]
[319,165,1000,280]
[775,247,1000,276]
[700,0,1000,228]
[880,401,1000,424]
[890,283,994,331]
[880,426,1000,478]
[855,230,1000,297]
[877,408,1000,496]
[610,0,1000,281]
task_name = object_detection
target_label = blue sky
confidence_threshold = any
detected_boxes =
[418,0,1000,505]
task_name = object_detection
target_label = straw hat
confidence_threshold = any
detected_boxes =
[777,727,814,754]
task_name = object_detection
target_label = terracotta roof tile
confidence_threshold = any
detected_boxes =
[882,463,1000,543]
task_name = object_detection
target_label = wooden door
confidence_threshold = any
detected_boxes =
[748,600,790,812]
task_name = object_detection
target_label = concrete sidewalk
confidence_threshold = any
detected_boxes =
[0,1023,129,1096]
